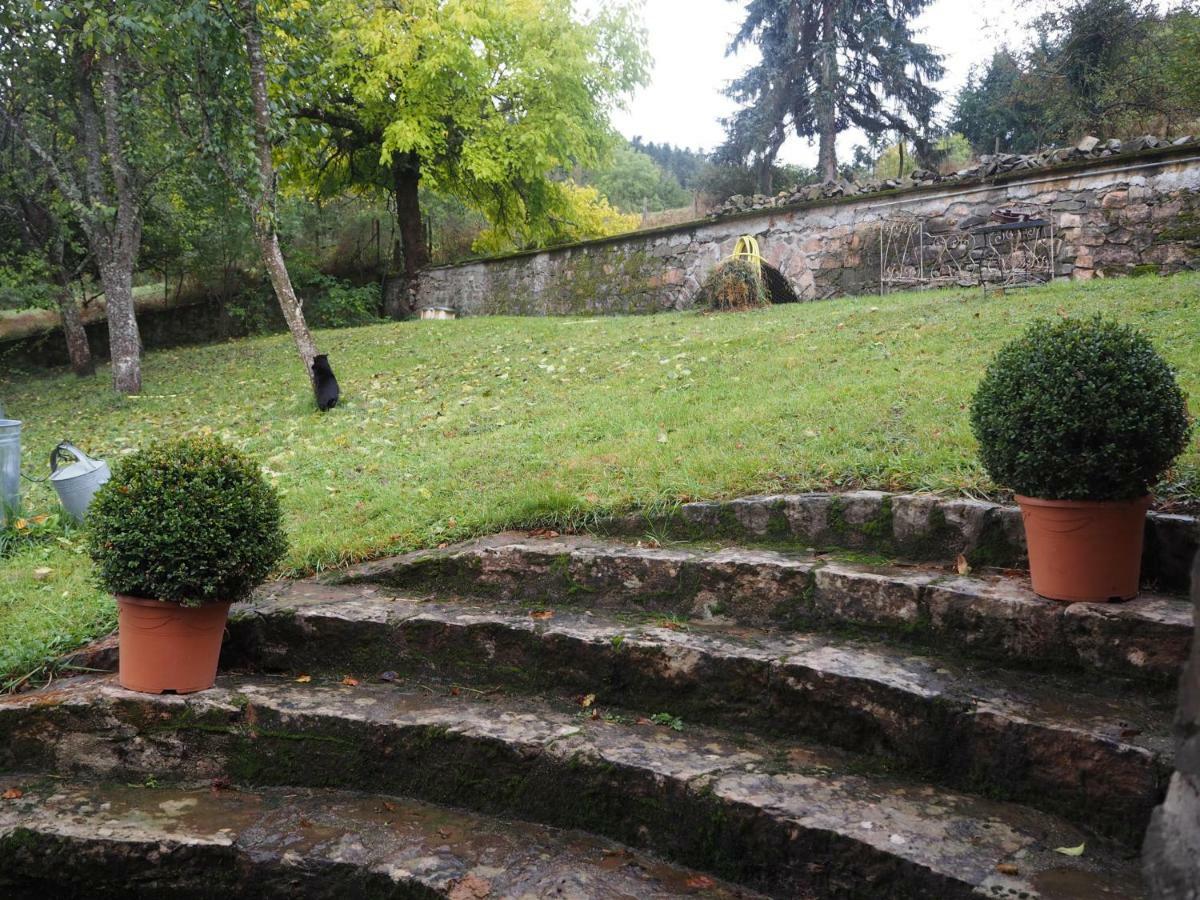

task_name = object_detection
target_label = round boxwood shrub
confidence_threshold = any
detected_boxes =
[87,436,286,606]
[970,316,1192,501]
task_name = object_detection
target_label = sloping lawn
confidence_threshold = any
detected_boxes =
[2,272,1198,685]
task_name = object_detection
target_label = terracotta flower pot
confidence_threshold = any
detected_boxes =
[116,595,231,694]
[1015,495,1151,602]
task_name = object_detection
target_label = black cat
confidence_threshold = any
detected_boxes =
[312,354,340,411]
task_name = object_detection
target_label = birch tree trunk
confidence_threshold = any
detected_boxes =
[239,0,318,387]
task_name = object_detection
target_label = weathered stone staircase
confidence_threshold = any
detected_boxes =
[2,492,1195,898]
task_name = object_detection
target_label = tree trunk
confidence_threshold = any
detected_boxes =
[57,289,94,377]
[757,159,774,195]
[50,245,94,376]
[383,154,428,320]
[258,229,318,373]
[99,259,141,392]
[239,0,318,387]
[817,0,839,183]
[76,44,144,393]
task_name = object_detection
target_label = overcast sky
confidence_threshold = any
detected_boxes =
[607,0,1034,166]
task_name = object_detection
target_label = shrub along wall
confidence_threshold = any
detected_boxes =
[416,143,1200,316]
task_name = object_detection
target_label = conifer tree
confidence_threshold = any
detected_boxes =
[720,0,943,186]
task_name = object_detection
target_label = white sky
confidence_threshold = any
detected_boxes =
[607,0,1035,166]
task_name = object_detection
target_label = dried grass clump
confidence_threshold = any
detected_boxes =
[694,258,769,312]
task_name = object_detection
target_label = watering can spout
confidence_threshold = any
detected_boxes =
[49,442,111,523]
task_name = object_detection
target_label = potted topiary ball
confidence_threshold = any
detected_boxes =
[970,316,1192,602]
[88,435,286,693]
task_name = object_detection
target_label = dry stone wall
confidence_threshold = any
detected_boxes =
[416,145,1200,316]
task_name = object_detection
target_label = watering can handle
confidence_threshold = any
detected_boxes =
[50,442,89,474]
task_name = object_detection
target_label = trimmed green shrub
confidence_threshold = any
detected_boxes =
[970,316,1193,501]
[87,436,286,606]
[694,258,769,312]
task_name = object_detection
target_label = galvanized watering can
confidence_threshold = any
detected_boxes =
[50,442,111,523]
[0,417,19,525]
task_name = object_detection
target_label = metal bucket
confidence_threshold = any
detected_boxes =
[49,442,111,523]
[0,419,19,525]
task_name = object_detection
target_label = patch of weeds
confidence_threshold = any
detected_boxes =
[610,634,626,651]
[650,712,684,732]
[652,614,691,632]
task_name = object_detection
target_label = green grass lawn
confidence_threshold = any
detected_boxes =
[2,272,1199,686]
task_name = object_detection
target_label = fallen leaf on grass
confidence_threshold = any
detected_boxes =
[341,676,361,687]
[1,788,23,800]
[381,800,399,813]
[295,675,312,684]
[1054,843,1085,857]
[530,609,554,620]
[955,554,972,576]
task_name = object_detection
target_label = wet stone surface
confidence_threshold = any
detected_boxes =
[336,532,1193,681]
[226,587,1171,843]
[602,491,1197,592]
[0,677,1146,899]
[0,777,758,899]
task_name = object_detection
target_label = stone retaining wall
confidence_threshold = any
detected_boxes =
[416,145,1200,316]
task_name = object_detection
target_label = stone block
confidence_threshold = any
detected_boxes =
[812,563,931,626]
[1102,190,1129,209]
[729,495,788,537]
[781,494,833,546]
[925,576,1065,660]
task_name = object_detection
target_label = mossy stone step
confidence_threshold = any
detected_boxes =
[0,677,1143,899]
[597,491,1199,593]
[219,581,1171,845]
[0,777,757,899]
[337,532,1192,681]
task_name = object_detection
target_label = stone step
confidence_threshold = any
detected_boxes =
[220,580,1172,845]
[338,532,1193,682]
[0,677,1144,899]
[597,491,1199,594]
[0,777,755,899]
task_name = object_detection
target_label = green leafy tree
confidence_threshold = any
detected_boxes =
[473,181,638,254]
[286,0,647,315]
[953,2,1200,154]
[872,132,973,179]
[589,145,691,213]
[0,0,186,392]
[719,0,944,187]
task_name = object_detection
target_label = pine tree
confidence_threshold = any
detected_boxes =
[720,0,944,186]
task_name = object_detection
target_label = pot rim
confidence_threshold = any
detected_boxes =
[1014,494,1151,511]
[115,594,231,610]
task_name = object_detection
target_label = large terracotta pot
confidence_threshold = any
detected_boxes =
[116,595,231,693]
[1015,495,1151,602]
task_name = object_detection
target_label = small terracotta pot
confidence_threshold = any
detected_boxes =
[116,595,231,694]
[1015,495,1151,602]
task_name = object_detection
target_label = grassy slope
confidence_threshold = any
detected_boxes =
[2,272,1198,684]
